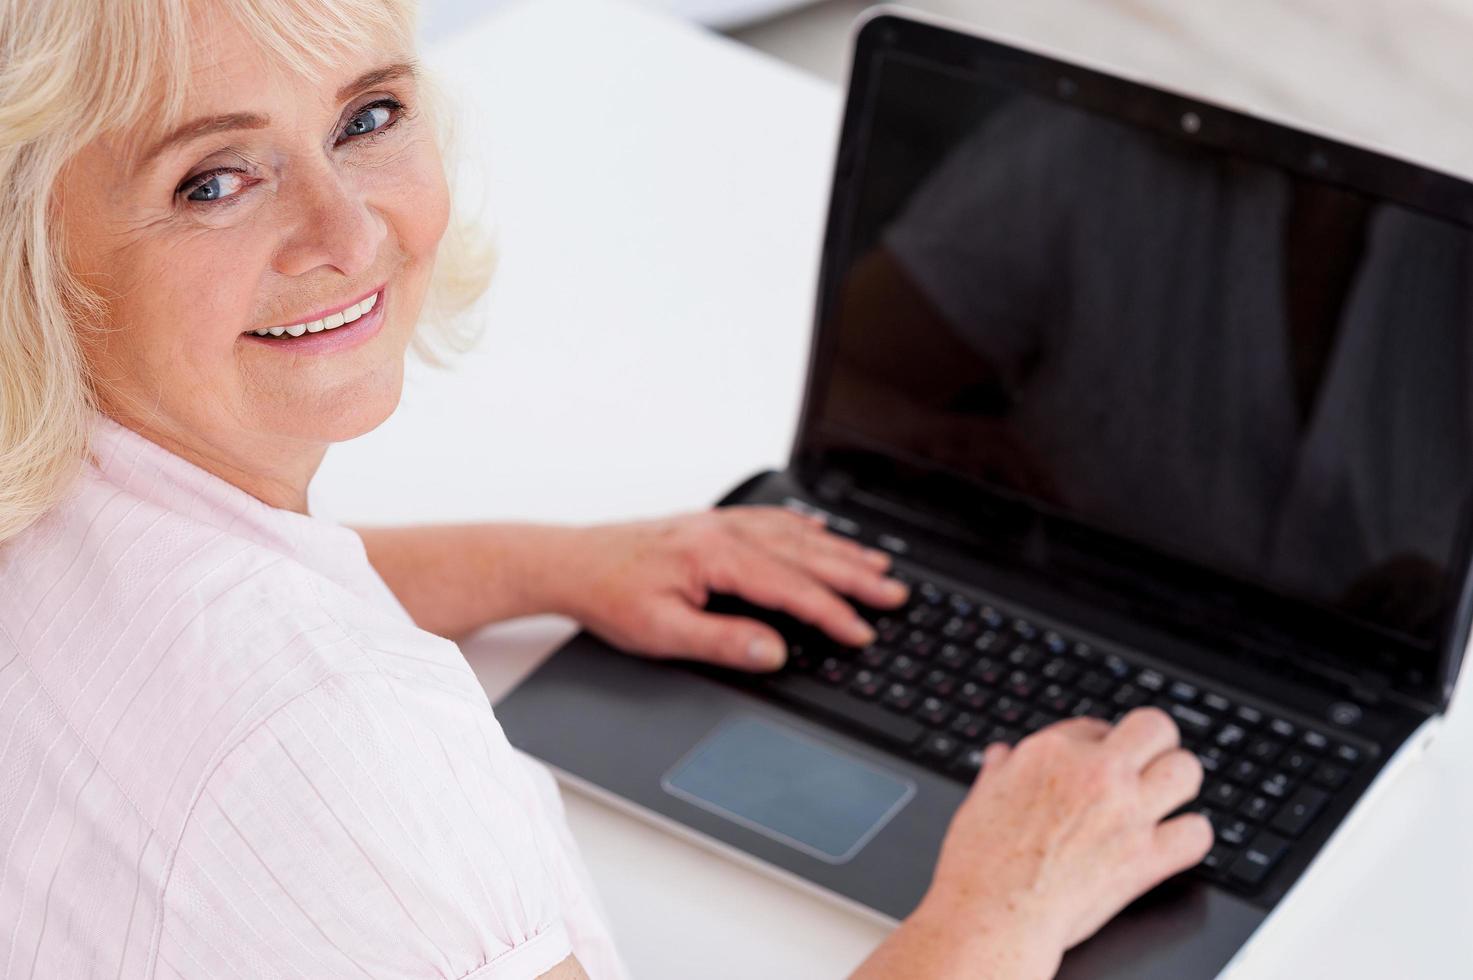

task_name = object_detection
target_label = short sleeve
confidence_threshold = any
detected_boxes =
[156,669,599,980]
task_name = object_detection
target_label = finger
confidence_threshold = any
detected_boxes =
[1144,813,1215,887]
[787,549,908,609]
[1104,706,1181,770]
[642,604,789,672]
[983,742,1012,770]
[1138,748,1205,820]
[1036,716,1112,743]
[745,508,893,571]
[709,545,876,647]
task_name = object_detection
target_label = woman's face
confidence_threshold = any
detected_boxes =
[60,9,448,503]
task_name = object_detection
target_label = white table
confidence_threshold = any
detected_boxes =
[312,0,1473,975]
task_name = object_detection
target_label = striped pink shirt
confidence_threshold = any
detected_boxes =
[0,414,627,979]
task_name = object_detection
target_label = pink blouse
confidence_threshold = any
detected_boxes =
[0,414,627,979]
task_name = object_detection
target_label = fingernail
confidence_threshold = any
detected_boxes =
[882,578,909,602]
[850,617,877,645]
[864,548,892,568]
[747,637,786,669]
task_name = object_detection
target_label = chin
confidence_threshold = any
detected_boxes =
[271,359,407,445]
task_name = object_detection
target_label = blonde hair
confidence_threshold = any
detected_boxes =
[0,0,492,544]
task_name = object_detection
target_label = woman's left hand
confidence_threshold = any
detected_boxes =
[544,506,910,672]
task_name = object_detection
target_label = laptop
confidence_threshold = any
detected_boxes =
[495,9,1473,976]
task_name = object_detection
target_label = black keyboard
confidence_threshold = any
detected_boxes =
[711,570,1373,895]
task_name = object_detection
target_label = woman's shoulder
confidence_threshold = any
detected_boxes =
[0,464,467,830]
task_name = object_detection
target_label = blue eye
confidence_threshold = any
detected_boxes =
[343,101,396,139]
[184,170,248,203]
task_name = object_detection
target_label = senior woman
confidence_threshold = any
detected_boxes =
[0,0,1212,976]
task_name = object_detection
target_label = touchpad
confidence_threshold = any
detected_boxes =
[661,713,915,864]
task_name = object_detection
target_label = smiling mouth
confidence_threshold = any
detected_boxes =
[245,289,382,339]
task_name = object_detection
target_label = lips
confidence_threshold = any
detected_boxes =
[246,285,384,339]
[239,284,388,355]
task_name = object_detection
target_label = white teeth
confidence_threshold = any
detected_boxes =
[248,291,379,339]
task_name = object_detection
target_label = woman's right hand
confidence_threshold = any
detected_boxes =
[853,708,1213,979]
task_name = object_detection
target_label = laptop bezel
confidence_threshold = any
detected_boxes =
[787,8,1473,713]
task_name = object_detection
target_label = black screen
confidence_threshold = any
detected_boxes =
[812,50,1473,656]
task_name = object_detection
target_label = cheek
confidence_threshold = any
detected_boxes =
[378,140,450,269]
[94,231,269,397]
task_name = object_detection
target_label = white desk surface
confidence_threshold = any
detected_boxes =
[312,0,1473,975]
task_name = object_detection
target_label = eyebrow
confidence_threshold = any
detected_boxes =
[136,61,420,169]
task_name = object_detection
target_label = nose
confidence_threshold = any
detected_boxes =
[272,156,384,280]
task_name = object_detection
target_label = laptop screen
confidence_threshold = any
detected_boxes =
[803,27,1473,686]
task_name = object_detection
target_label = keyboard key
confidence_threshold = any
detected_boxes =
[1268,718,1297,740]
[1205,782,1242,808]
[848,669,885,699]
[1012,618,1039,641]
[920,732,959,761]
[1113,685,1148,709]
[902,631,937,659]
[1169,703,1214,738]
[1280,750,1314,775]
[1168,680,1199,702]
[957,681,992,711]
[992,696,1026,725]
[1301,729,1329,752]
[940,616,976,641]
[971,658,1005,686]
[1202,691,1232,713]
[1195,746,1227,774]
[1136,669,1165,692]
[1259,772,1293,799]
[889,654,923,682]
[1202,843,1234,874]
[1041,658,1080,684]
[1080,672,1114,696]
[952,746,986,778]
[1312,763,1350,790]
[1234,705,1264,727]
[762,673,924,747]
[1024,711,1057,733]
[881,682,919,713]
[1218,818,1251,846]
[938,643,972,671]
[1271,786,1329,837]
[1333,743,1361,765]
[859,646,893,670]
[978,605,1005,629]
[950,712,988,741]
[1006,670,1038,699]
[1009,645,1044,669]
[1071,642,1098,662]
[1038,684,1074,714]
[1216,724,1247,749]
[1240,795,1275,822]
[1246,738,1283,764]
[819,657,851,685]
[1227,759,1260,784]
[1229,831,1289,886]
[923,668,957,696]
[1043,631,1069,655]
[917,696,953,727]
[974,630,1010,654]
[875,617,904,644]
[1102,654,1131,678]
